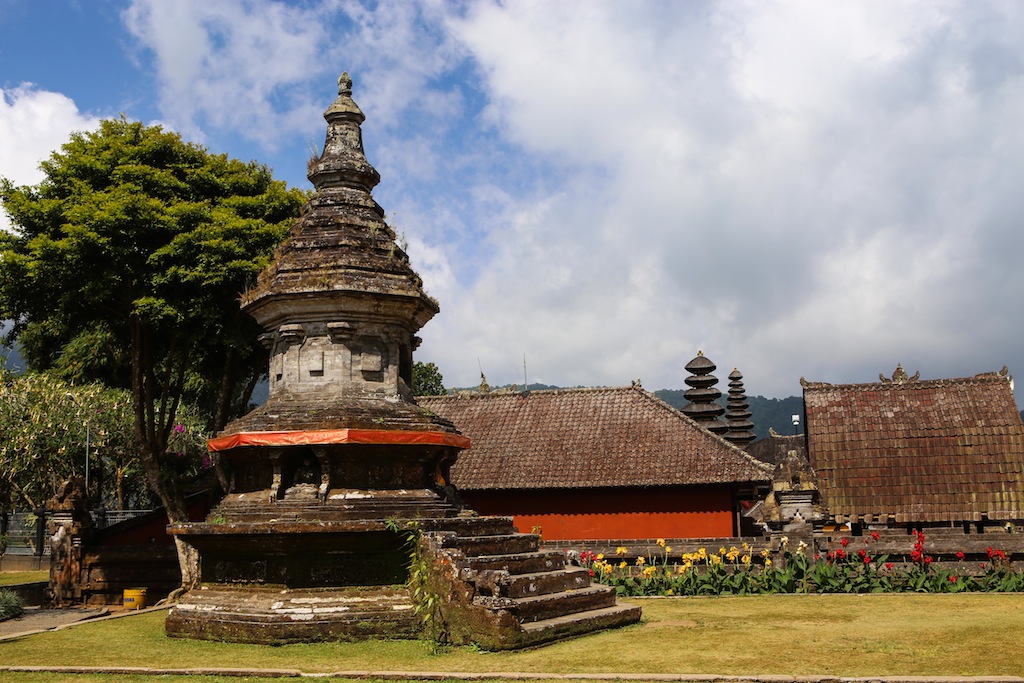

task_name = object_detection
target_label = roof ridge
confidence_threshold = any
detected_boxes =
[802,371,1012,391]
[418,385,638,400]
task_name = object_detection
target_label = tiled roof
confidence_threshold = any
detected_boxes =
[418,386,771,491]
[802,371,1024,523]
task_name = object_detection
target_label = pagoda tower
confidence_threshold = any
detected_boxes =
[166,73,470,643]
[723,368,756,446]
[681,350,728,435]
[166,74,639,648]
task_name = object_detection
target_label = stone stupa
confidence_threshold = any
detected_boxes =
[166,73,639,648]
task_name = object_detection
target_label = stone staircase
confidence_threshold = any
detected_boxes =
[419,516,641,650]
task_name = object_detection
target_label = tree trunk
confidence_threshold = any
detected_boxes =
[131,317,197,594]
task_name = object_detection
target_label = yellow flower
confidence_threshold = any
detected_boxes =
[742,542,751,552]
[636,556,646,566]
[680,560,692,572]
[666,588,674,595]
[616,546,628,556]
[760,548,771,559]
[698,547,707,560]
[665,546,672,554]
[719,547,727,556]
[709,554,723,566]
[765,558,773,568]
[619,561,627,569]
[741,554,752,565]
[656,538,666,547]
[780,536,789,547]
[643,566,656,578]
[596,553,604,560]
[796,541,808,555]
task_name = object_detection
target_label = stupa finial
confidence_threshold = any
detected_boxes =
[338,72,352,95]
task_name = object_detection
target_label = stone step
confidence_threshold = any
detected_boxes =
[448,533,540,557]
[422,516,518,537]
[468,550,566,574]
[215,503,456,523]
[516,602,643,649]
[509,584,619,623]
[495,567,592,599]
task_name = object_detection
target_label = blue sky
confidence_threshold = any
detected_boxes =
[3,0,1024,402]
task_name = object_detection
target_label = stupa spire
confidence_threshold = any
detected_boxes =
[307,71,381,192]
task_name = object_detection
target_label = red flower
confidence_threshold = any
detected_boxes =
[857,549,867,558]
[956,551,965,560]
[836,549,846,560]
[863,555,871,564]
[870,531,880,541]
[840,537,850,547]
[950,575,958,583]
[987,547,994,558]
[924,556,933,564]
[885,563,894,570]
[814,554,821,561]
[588,568,595,577]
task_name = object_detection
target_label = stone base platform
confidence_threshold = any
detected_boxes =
[165,585,419,644]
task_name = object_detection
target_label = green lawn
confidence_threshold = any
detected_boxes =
[0,572,47,587]
[1,594,1022,679]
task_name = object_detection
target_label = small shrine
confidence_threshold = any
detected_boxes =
[165,74,639,648]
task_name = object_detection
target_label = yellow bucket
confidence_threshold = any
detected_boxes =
[123,588,147,610]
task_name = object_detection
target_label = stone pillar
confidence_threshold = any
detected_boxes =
[46,478,93,607]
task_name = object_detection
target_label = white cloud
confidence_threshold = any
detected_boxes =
[110,0,1024,401]
[122,0,330,147]
[0,85,101,230]
[413,0,1024,398]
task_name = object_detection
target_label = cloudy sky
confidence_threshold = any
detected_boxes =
[2,0,1023,401]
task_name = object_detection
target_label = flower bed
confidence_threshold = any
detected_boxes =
[578,533,1024,596]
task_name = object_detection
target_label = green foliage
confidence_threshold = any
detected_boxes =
[0,588,25,621]
[0,117,305,543]
[0,116,306,429]
[386,518,448,649]
[412,361,446,396]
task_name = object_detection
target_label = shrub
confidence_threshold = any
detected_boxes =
[0,588,24,621]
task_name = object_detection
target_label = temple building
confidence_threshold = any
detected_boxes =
[420,383,771,541]
[801,365,1024,530]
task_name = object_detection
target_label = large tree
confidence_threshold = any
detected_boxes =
[0,118,306,589]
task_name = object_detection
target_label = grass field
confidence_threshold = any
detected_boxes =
[0,572,48,587]
[1,594,1023,680]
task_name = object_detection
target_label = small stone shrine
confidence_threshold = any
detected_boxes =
[165,74,639,648]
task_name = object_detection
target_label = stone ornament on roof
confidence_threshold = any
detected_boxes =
[880,363,920,384]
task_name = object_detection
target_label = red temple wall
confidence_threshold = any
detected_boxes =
[461,485,736,540]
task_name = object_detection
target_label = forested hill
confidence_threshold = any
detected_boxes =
[653,390,803,441]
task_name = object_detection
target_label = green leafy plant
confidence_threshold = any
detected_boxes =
[0,588,24,621]
[386,518,448,650]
